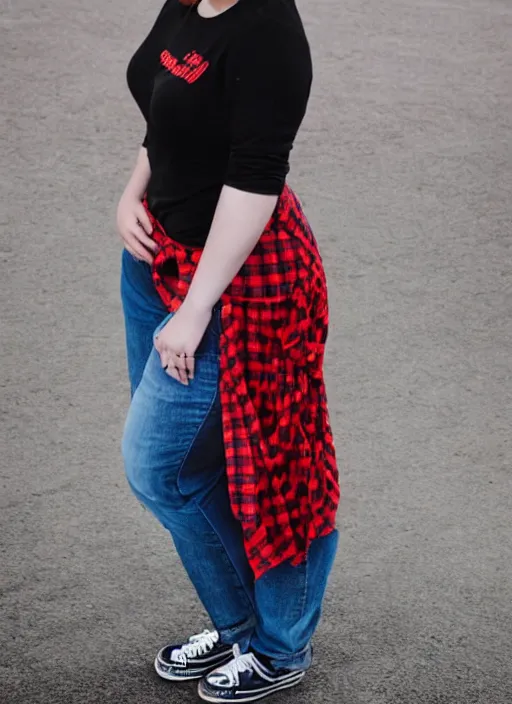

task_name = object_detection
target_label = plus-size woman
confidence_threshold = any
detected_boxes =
[118,0,340,700]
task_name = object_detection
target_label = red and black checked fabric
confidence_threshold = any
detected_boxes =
[143,185,340,579]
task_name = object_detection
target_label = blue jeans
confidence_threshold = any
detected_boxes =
[120,248,338,670]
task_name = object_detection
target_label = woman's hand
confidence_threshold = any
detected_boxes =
[116,189,158,265]
[154,299,213,385]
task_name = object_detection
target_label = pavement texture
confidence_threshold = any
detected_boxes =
[1,0,511,702]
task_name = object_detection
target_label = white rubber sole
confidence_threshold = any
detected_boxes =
[154,656,204,681]
[154,654,234,682]
[197,671,306,703]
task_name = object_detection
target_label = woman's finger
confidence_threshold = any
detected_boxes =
[158,345,171,366]
[135,203,154,237]
[128,238,153,264]
[124,243,144,262]
[158,348,173,372]
[185,354,195,381]
[129,224,159,254]
[164,363,181,384]
[157,347,186,385]
[172,352,189,386]
[124,238,153,265]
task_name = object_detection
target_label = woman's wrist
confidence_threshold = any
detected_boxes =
[123,182,146,202]
[183,289,216,315]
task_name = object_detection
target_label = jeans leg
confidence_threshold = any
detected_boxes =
[250,530,339,671]
[196,473,256,613]
[119,246,338,663]
[128,480,256,648]
[122,324,256,648]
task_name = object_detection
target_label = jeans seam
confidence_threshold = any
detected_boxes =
[197,498,256,614]
[297,553,309,621]
[176,384,220,494]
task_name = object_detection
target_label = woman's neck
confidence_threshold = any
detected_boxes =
[197,0,239,18]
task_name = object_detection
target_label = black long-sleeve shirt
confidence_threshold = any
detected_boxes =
[126,0,312,246]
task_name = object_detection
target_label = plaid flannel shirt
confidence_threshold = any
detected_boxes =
[144,185,340,579]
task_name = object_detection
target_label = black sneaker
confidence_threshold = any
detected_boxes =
[154,629,234,681]
[197,644,307,702]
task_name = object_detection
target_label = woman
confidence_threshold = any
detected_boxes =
[118,0,340,700]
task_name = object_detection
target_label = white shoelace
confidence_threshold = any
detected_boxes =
[171,629,220,665]
[211,644,259,686]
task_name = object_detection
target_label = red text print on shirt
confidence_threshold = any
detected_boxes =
[160,50,209,84]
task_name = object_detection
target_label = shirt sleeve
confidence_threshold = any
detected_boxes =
[224,20,313,195]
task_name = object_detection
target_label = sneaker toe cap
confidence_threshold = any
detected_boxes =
[199,677,234,699]
[157,644,182,665]
[205,671,232,687]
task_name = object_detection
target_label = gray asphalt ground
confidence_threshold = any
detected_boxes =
[1,0,511,702]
